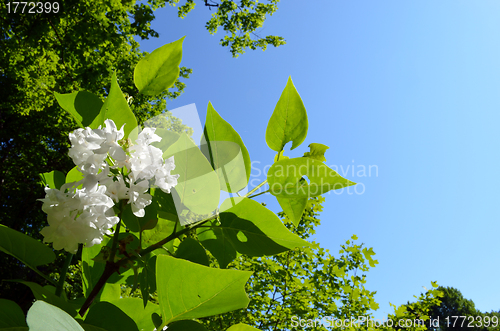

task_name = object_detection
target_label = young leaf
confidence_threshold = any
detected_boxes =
[303,143,329,162]
[27,301,84,331]
[0,299,28,328]
[156,255,251,325]
[0,225,55,270]
[92,72,138,139]
[265,77,308,152]
[267,158,356,198]
[276,196,308,226]
[134,37,185,96]
[164,133,220,224]
[54,91,103,128]
[39,170,65,190]
[202,102,251,193]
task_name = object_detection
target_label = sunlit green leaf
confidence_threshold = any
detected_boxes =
[92,72,138,138]
[164,133,220,224]
[39,170,65,190]
[134,37,184,95]
[156,255,251,325]
[27,301,84,331]
[303,143,329,162]
[54,91,103,128]
[202,102,251,193]
[226,324,261,331]
[276,196,308,226]
[267,158,356,198]
[265,77,308,152]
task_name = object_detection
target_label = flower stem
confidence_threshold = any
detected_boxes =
[55,253,73,297]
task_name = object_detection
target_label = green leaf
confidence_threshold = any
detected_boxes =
[202,102,251,193]
[164,133,220,224]
[134,37,185,96]
[227,324,261,331]
[54,91,103,128]
[175,238,209,266]
[27,301,84,331]
[122,201,158,233]
[267,158,356,198]
[39,170,65,190]
[14,282,77,317]
[139,256,157,308]
[196,221,237,269]
[276,196,308,226]
[303,143,329,162]
[156,255,251,325]
[93,72,138,138]
[81,238,107,297]
[198,198,310,267]
[66,166,84,187]
[0,299,27,328]
[168,320,209,331]
[141,217,177,255]
[265,77,308,152]
[84,302,138,331]
[0,225,55,269]
[85,299,159,331]
[150,128,180,154]
[219,198,310,256]
[152,188,179,223]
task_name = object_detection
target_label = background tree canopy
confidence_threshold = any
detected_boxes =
[0,0,284,310]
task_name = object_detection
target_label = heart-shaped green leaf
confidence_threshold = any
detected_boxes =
[54,91,103,128]
[0,299,27,328]
[92,72,138,138]
[276,196,308,226]
[267,158,356,198]
[202,102,251,193]
[134,37,184,96]
[265,77,308,152]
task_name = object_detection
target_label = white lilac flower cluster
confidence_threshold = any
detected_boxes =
[40,119,179,253]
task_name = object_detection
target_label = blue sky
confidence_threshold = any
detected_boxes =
[137,0,500,318]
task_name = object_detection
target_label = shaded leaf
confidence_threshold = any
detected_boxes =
[0,299,27,328]
[175,237,209,266]
[168,320,209,331]
[14,282,77,317]
[84,302,138,331]
[0,225,55,269]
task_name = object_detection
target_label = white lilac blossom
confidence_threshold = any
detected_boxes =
[40,119,180,253]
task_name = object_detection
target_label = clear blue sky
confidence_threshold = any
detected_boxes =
[137,0,500,318]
